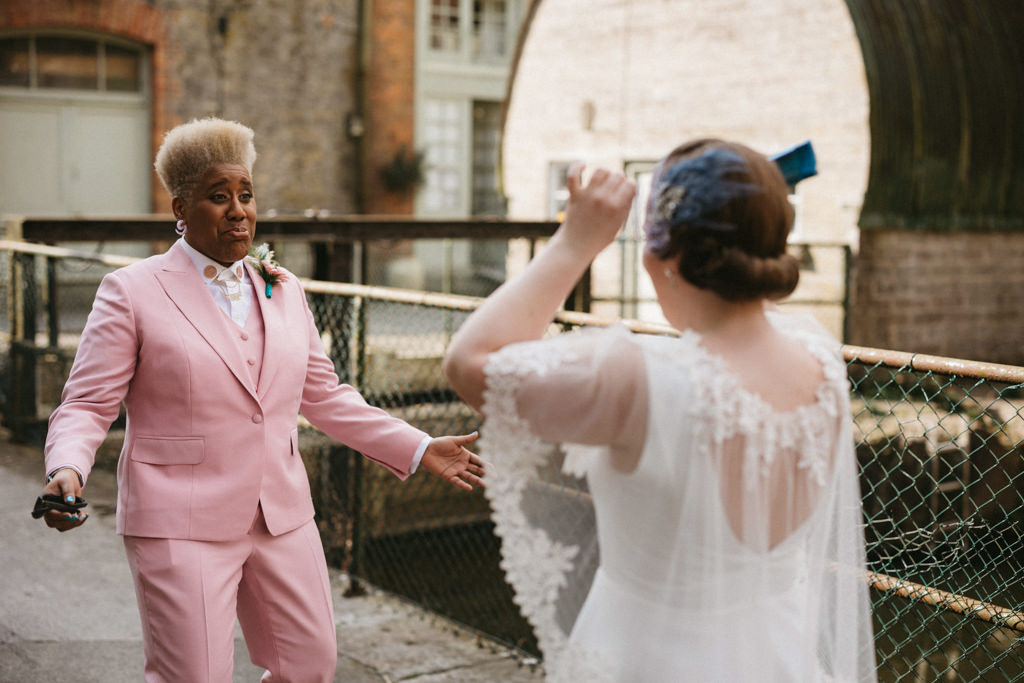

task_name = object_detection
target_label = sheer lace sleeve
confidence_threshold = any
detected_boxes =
[480,325,645,680]
[502,325,647,449]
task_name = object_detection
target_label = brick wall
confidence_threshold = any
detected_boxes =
[364,0,417,215]
[2,0,363,216]
[165,1,361,215]
[0,0,171,211]
[850,230,1024,364]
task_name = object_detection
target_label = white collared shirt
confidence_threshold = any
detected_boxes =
[180,238,253,327]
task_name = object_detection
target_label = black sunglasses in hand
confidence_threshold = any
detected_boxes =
[31,493,88,519]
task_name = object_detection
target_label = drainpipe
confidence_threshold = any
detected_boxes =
[342,0,372,598]
[351,0,371,215]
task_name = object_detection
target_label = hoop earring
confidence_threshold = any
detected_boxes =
[175,219,187,236]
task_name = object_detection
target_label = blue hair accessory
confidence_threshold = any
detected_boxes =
[770,140,817,187]
[646,148,760,251]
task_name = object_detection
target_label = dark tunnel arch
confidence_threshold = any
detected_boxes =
[843,0,1024,231]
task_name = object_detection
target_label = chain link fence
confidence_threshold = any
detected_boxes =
[847,350,1024,681]
[5,241,1024,680]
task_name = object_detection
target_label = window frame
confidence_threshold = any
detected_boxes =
[0,30,149,102]
[421,0,521,65]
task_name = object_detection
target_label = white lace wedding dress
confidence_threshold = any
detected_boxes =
[481,312,876,682]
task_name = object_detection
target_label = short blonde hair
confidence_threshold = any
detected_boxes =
[154,117,257,200]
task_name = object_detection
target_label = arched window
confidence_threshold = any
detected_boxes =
[0,32,151,218]
[0,33,144,92]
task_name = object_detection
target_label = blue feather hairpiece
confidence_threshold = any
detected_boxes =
[645,148,760,252]
[770,140,817,188]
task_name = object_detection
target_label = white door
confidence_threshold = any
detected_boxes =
[0,33,151,218]
[0,96,150,216]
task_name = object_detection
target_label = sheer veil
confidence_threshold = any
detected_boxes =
[480,314,876,682]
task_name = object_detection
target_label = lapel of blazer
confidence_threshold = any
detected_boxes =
[247,260,285,399]
[153,242,259,401]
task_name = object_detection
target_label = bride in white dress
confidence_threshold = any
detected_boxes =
[444,139,877,682]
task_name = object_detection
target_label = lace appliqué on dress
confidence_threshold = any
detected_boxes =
[657,325,845,490]
[483,337,612,682]
[561,443,602,478]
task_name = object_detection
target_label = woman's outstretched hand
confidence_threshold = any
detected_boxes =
[420,432,484,491]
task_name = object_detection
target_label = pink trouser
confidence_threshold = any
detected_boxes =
[123,511,337,683]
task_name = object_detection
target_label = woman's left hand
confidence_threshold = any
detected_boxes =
[420,432,485,491]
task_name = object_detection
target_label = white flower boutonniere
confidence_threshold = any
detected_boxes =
[247,243,288,299]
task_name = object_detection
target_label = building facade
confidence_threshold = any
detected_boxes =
[0,0,526,289]
[0,0,368,220]
[501,0,870,336]
[361,0,525,291]
[0,0,523,217]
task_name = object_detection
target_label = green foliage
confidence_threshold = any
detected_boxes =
[380,146,426,193]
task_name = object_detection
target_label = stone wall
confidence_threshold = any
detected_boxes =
[1,0,362,215]
[164,0,362,215]
[850,230,1024,364]
[503,0,869,245]
[501,0,869,340]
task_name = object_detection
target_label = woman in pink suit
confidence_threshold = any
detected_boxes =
[37,117,483,683]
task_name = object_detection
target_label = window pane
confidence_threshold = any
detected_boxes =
[104,43,141,92]
[37,36,98,90]
[471,101,503,216]
[473,0,507,59]
[421,97,463,212]
[547,162,571,220]
[0,37,30,87]
[430,0,460,52]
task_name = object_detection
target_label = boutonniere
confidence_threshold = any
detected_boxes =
[247,243,288,298]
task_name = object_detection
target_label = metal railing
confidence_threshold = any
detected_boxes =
[4,239,1024,681]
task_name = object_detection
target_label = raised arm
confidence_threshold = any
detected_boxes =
[443,165,636,412]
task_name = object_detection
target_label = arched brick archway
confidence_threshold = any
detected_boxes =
[504,0,1023,361]
[0,0,172,211]
[843,1,1024,362]
[845,0,1022,229]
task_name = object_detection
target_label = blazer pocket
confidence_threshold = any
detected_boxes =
[130,436,206,465]
[289,428,300,456]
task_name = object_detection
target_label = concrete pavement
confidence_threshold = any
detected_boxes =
[0,434,541,682]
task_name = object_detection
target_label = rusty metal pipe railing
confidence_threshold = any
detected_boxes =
[868,571,1024,633]
[842,344,1024,385]
[7,238,1024,386]
[0,240,139,267]
[6,239,1024,636]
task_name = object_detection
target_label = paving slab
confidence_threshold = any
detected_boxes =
[0,435,541,682]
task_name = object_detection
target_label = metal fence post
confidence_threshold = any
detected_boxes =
[842,244,853,343]
[344,295,368,595]
[46,256,59,349]
[8,252,38,442]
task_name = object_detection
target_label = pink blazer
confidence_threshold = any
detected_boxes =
[44,241,428,540]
